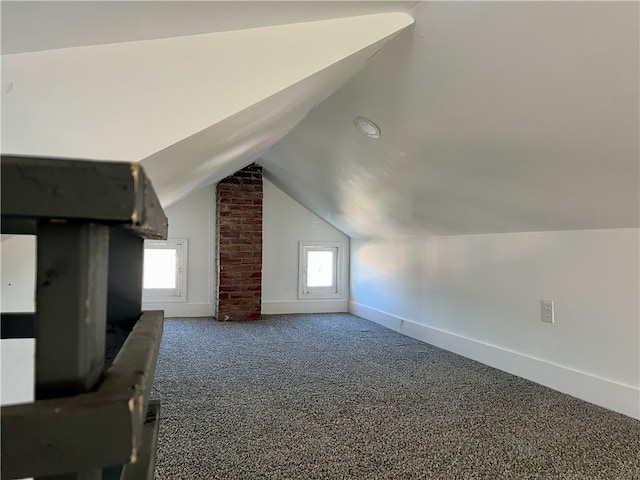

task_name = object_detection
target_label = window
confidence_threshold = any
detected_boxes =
[142,239,187,303]
[299,241,343,299]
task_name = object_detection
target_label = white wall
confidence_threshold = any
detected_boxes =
[350,228,640,419]
[262,178,349,314]
[1,235,36,312]
[143,185,216,317]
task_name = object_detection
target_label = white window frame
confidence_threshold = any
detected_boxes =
[298,241,343,299]
[142,238,188,303]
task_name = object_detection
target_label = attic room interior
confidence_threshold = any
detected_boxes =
[0,1,639,479]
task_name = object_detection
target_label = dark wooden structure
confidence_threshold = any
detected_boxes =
[1,156,168,480]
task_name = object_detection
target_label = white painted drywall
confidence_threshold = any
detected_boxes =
[142,185,215,317]
[262,178,349,314]
[1,338,34,406]
[350,228,640,419]
[3,2,418,54]
[1,235,36,313]
[2,13,412,161]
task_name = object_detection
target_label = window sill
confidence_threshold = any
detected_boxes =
[298,292,344,300]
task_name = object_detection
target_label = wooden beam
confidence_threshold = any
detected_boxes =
[1,311,163,479]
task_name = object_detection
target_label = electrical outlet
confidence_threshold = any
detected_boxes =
[541,300,554,323]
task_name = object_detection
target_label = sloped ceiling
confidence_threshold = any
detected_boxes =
[2,1,638,239]
[1,1,418,54]
[261,1,639,238]
[1,1,414,205]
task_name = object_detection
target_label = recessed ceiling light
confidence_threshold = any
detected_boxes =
[354,116,380,139]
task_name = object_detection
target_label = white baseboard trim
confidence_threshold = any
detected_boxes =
[262,300,348,315]
[142,303,214,318]
[350,301,640,420]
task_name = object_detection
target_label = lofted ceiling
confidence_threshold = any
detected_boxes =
[2,1,638,239]
[261,1,640,237]
[1,1,415,205]
[1,1,418,55]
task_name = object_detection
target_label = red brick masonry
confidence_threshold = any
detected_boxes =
[216,164,262,321]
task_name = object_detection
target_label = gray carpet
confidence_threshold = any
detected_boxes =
[152,313,640,479]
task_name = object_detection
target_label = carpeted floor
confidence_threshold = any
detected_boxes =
[152,313,640,479]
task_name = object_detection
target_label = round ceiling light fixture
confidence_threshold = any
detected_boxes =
[354,116,380,139]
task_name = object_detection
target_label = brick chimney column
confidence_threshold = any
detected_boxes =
[215,164,262,321]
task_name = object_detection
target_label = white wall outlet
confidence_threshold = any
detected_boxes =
[541,300,554,323]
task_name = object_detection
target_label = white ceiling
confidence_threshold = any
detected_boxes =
[2,1,638,238]
[2,4,413,205]
[1,1,418,54]
[261,1,640,237]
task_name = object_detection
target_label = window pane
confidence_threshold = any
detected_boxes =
[143,249,177,289]
[307,251,334,287]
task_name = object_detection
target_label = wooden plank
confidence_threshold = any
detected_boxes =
[136,167,168,241]
[38,470,102,480]
[120,401,161,480]
[1,311,164,479]
[1,156,168,239]
[1,313,35,339]
[101,403,160,480]
[35,222,109,399]
[106,228,144,327]
[106,228,144,369]
[1,156,136,222]
[0,218,37,235]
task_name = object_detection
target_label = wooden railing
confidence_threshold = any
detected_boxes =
[1,156,168,480]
